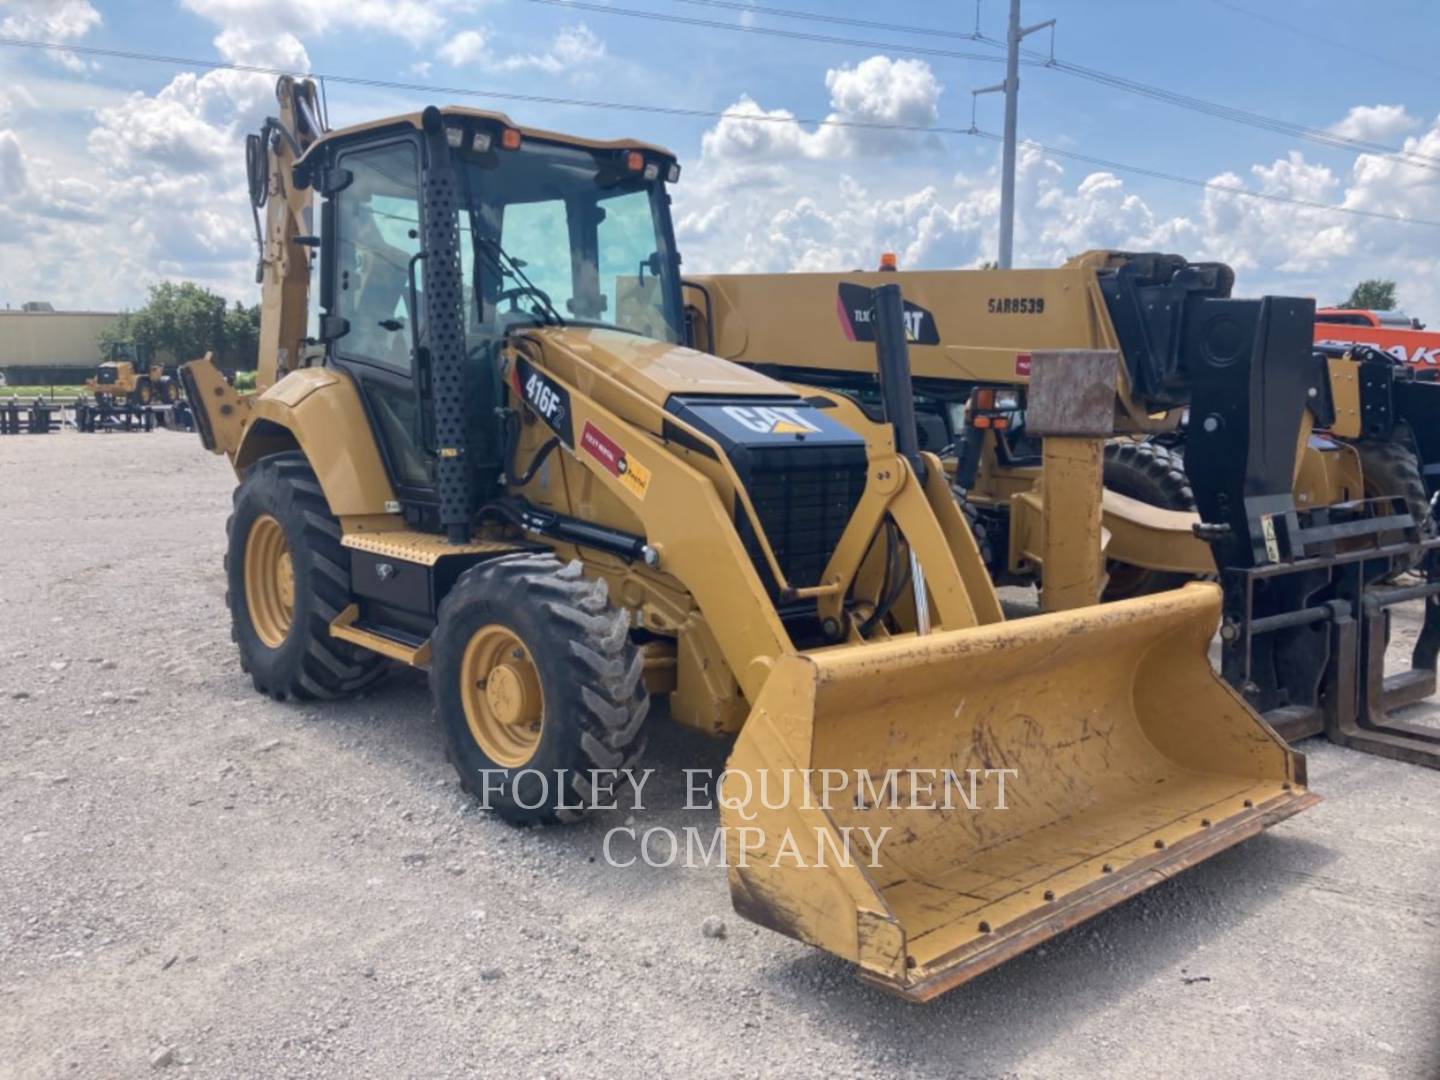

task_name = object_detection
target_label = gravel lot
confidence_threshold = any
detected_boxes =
[2,431,1437,1079]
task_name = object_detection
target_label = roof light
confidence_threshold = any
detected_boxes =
[445,126,465,149]
[500,128,522,151]
[879,252,898,271]
[667,163,682,184]
[471,131,493,153]
[625,150,644,172]
[643,162,660,181]
[973,389,996,411]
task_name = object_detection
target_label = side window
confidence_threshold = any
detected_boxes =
[305,199,325,344]
[598,189,664,337]
[499,200,574,316]
[334,141,421,371]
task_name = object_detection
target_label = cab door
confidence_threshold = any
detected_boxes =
[321,135,436,506]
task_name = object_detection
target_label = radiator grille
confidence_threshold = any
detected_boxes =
[737,446,868,592]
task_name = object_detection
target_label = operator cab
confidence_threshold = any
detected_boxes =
[296,108,684,517]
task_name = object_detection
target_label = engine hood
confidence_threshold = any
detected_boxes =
[524,327,799,409]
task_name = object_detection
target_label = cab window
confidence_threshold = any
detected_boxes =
[334,141,422,372]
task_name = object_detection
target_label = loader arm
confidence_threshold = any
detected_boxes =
[507,296,1314,1000]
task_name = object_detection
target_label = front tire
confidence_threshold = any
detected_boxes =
[1101,439,1198,601]
[225,453,387,700]
[431,554,649,825]
[1355,426,1435,576]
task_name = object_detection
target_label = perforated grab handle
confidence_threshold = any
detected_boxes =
[420,109,473,542]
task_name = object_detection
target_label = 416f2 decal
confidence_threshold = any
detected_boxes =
[514,356,574,447]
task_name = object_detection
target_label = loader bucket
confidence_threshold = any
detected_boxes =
[721,583,1317,1001]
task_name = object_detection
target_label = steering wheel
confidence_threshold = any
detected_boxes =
[497,284,554,315]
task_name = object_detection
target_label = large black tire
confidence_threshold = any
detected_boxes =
[1355,426,1436,575]
[1101,439,1198,601]
[225,453,388,700]
[431,553,649,825]
[955,490,996,571]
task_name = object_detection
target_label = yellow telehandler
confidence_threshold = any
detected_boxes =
[683,257,1440,768]
[183,77,1315,999]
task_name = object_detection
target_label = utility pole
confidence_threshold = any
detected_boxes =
[972,1,1055,269]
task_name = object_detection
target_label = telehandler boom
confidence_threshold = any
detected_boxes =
[183,78,1315,999]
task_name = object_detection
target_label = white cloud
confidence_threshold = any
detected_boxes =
[699,56,942,165]
[440,23,608,77]
[1330,104,1418,144]
[824,56,941,137]
[180,0,454,48]
[0,129,27,196]
[0,0,100,38]
[680,71,1440,321]
[494,23,606,74]
[0,0,101,70]
[439,28,489,67]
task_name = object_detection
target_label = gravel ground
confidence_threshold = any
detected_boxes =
[1,431,1437,1079]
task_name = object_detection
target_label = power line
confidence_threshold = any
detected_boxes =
[1202,0,1440,78]
[661,0,983,41]
[969,131,1436,226]
[553,0,1440,173]
[520,0,1014,65]
[2,35,1438,229]
[1042,57,1440,173]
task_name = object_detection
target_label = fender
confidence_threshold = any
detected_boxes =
[238,367,396,516]
[184,356,395,516]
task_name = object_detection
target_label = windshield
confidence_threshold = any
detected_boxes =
[456,140,683,343]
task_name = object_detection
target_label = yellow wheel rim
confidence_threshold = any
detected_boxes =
[245,514,295,648]
[460,624,544,768]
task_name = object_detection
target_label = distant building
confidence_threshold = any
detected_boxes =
[0,304,125,383]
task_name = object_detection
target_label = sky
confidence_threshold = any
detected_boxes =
[2,0,1439,317]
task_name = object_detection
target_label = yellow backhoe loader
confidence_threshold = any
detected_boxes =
[683,257,1440,769]
[183,78,1316,1000]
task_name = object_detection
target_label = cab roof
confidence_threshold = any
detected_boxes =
[299,105,677,165]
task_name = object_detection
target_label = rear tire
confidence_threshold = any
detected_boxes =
[225,453,388,700]
[431,554,649,825]
[1101,439,1198,601]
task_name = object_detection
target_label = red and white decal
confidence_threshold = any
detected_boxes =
[580,421,651,499]
[581,422,624,475]
[1014,353,1032,377]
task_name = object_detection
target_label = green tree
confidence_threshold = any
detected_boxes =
[97,313,134,359]
[98,282,261,369]
[221,300,261,368]
[1340,278,1398,311]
